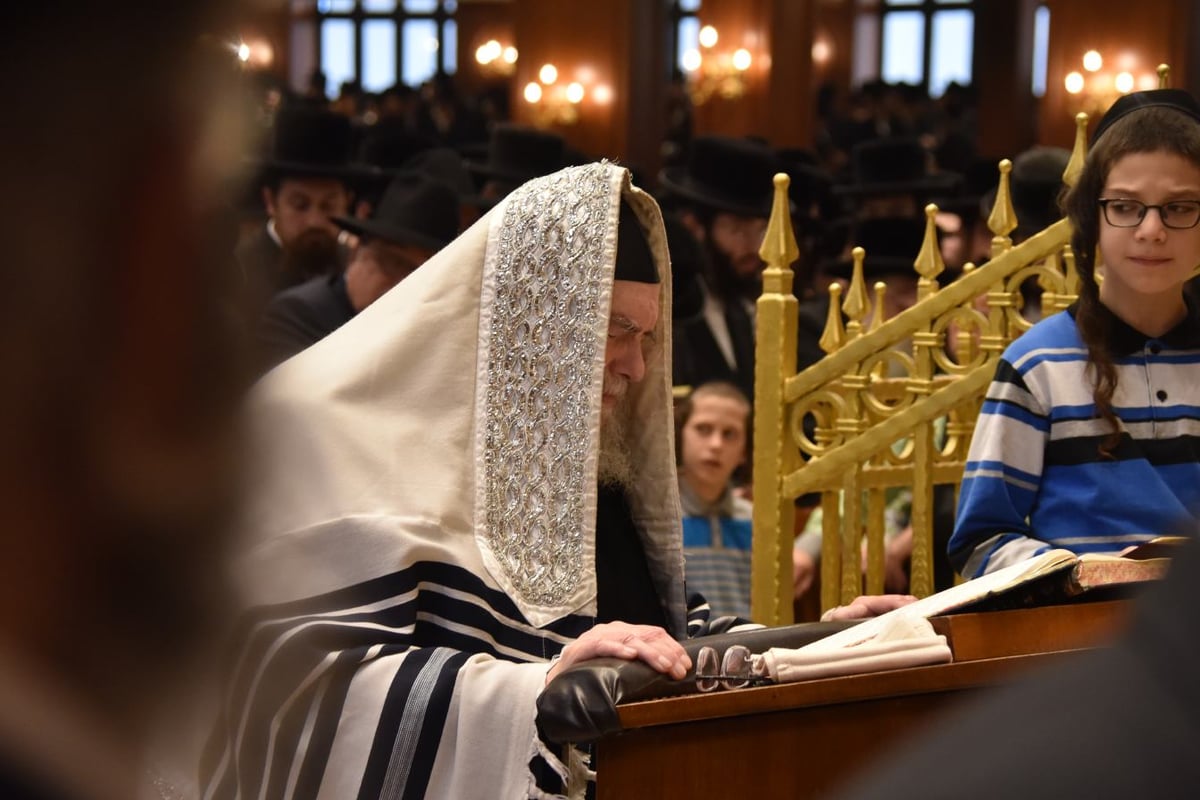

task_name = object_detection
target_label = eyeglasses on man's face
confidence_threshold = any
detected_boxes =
[1098,198,1200,229]
[694,644,774,692]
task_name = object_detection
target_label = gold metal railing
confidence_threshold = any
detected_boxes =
[750,110,1099,625]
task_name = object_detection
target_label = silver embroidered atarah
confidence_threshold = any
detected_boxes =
[477,163,614,610]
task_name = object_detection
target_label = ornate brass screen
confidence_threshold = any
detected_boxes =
[749,114,1096,625]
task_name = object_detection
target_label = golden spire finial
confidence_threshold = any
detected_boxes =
[1063,112,1089,188]
[914,203,945,284]
[988,159,1018,241]
[1158,64,1170,89]
[759,173,800,296]
[843,246,870,336]
[869,282,887,332]
[820,283,846,354]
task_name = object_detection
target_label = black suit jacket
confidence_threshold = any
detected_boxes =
[671,289,829,402]
[257,273,356,374]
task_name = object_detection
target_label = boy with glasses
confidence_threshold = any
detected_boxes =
[950,89,1200,578]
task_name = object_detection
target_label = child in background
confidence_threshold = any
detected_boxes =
[950,89,1200,578]
[676,382,758,619]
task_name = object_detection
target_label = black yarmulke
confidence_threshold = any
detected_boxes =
[1091,88,1200,144]
[614,199,659,283]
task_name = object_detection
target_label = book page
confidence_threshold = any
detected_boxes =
[800,549,1079,653]
[1118,536,1189,561]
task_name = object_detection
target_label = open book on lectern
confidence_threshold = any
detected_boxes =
[802,537,1183,654]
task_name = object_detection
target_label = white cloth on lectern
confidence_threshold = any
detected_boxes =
[757,612,951,684]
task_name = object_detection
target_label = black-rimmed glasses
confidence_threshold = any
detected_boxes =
[694,644,774,692]
[1098,198,1200,229]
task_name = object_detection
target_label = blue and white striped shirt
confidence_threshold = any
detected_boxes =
[950,301,1200,578]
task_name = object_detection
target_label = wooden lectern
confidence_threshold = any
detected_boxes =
[596,600,1131,799]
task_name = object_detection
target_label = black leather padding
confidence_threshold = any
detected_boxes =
[535,619,860,744]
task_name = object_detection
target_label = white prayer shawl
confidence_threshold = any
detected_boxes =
[200,163,685,799]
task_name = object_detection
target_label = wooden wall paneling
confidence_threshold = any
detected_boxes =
[453,1,515,99]
[687,0,772,140]
[814,0,855,101]
[236,0,293,86]
[1039,0,1194,147]
[767,0,818,148]
[509,0,667,180]
[510,0,660,167]
[972,0,1038,160]
[624,0,670,183]
[685,0,819,148]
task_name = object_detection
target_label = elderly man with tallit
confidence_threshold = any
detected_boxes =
[200,161,738,799]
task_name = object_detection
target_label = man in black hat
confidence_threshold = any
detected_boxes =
[237,107,360,325]
[834,137,961,221]
[944,146,1070,323]
[257,172,460,372]
[406,146,489,232]
[347,117,436,218]
[932,156,1000,275]
[661,136,827,400]
[465,122,569,206]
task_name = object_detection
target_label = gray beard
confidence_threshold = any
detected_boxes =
[597,402,634,490]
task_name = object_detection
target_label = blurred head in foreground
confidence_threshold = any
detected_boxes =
[1,3,246,797]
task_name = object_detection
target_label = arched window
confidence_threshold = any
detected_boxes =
[670,0,703,76]
[290,0,458,98]
[853,0,974,97]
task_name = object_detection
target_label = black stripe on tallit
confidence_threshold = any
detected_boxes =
[399,650,472,800]
[416,588,583,656]
[260,645,374,800]
[354,647,472,800]
[235,561,531,634]
[223,562,587,756]
[206,561,593,798]
[290,643,409,800]
[234,619,413,800]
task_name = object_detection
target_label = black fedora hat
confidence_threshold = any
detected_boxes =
[1091,87,1200,144]
[465,123,567,184]
[933,156,999,223]
[979,146,1070,240]
[834,137,961,198]
[827,216,930,279]
[658,136,782,218]
[332,172,459,252]
[356,119,437,173]
[259,107,360,181]
[350,119,438,201]
[776,147,837,225]
[404,147,479,202]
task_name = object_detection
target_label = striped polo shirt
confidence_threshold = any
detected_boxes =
[680,479,755,620]
[950,299,1200,578]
